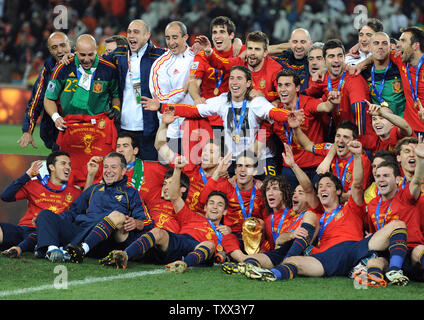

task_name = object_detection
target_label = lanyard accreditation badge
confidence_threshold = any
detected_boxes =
[371,61,391,107]
[128,51,142,104]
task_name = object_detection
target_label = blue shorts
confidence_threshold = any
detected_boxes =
[264,241,293,266]
[150,232,200,264]
[0,223,35,250]
[312,237,374,277]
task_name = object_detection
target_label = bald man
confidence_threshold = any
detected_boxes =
[271,28,313,91]
[19,32,72,150]
[43,34,121,186]
[103,19,166,161]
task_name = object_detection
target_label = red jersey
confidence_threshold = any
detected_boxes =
[270,94,326,168]
[176,205,241,254]
[367,187,424,248]
[263,208,305,250]
[200,178,265,234]
[390,51,424,132]
[183,165,227,214]
[358,126,413,155]
[313,143,372,192]
[125,161,179,233]
[13,177,81,228]
[206,52,282,102]
[311,197,365,254]
[308,72,371,135]
[56,112,117,187]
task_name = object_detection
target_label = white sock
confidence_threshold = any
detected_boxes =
[82,242,90,254]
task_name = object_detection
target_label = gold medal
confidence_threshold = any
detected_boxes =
[216,244,223,252]
[214,88,219,95]
[380,101,389,108]
[414,100,419,109]
[233,134,240,143]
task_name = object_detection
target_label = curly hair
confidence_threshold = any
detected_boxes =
[260,175,293,215]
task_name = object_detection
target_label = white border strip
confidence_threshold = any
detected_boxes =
[0,269,165,298]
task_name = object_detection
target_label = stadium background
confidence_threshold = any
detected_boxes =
[0,0,423,224]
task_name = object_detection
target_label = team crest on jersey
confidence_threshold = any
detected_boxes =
[98,119,106,129]
[259,80,266,89]
[334,210,344,221]
[392,80,402,93]
[115,194,123,202]
[93,81,103,93]
[65,193,73,202]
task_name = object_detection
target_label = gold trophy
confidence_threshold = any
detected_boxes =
[242,217,263,255]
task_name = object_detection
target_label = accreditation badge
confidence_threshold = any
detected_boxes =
[132,77,142,104]
[78,72,92,91]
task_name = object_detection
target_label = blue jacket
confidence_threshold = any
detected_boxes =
[104,41,165,138]
[61,176,154,243]
[22,55,58,150]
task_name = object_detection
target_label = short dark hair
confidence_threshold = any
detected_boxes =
[46,151,70,174]
[401,26,424,52]
[260,175,293,214]
[336,121,359,140]
[104,152,127,168]
[373,149,396,163]
[206,190,229,209]
[210,16,236,36]
[164,168,190,201]
[236,149,258,168]
[316,172,343,201]
[323,39,345,58]
[360,18,384,33]
[395,136,418,155]
[376,160,402,177]
[105,35,129,47]
[276,69,301,87]
[246,31,269,50]
[117,131,139,150]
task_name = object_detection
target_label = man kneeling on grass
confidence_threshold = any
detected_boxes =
[100,156,247,271]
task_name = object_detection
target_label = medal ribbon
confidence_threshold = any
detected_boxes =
[287,210,306,232]
[335,155,354,190]
[214,68,224,90]
[371,61,391,104]
[37,174,67,193]
[283,96,299,145]
[271,207,289,244]
[318,205,343,242]
[231,99,248,139]
[199,167,208,185]
[406,55,424,104]
[235,183,256,220]
[375,195,394,230]
[207,219,223,248]
[327,72,346,111]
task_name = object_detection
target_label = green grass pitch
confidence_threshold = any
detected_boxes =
[1,124,424,302]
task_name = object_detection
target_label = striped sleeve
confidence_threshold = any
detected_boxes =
[22,67,48,134]
[150,52,185,101]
